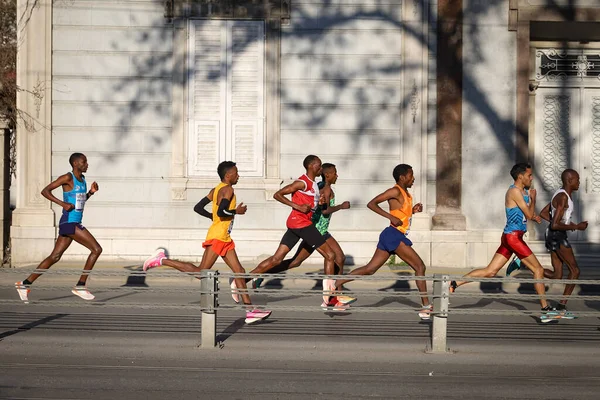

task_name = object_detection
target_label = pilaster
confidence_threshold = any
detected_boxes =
[11,0,55,264]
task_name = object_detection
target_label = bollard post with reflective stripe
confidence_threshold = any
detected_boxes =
[200,270,219,348]
[430,274,450,353]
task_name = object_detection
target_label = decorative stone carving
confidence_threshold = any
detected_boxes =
[33,78,45,119]
[410,80,420,123]
[172,187,187,200]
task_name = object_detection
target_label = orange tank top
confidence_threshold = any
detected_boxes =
[389,184,412,234]
[205,182,236,243]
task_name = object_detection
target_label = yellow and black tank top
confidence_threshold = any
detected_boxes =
[205,182,236,243]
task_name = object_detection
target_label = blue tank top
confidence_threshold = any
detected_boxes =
[503,185,529,233]
[62,172,87,224]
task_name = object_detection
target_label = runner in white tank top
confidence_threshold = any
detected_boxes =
[539,169,588,317]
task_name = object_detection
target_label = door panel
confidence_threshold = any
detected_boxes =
[579,88,600,242]
[534,87,582,240]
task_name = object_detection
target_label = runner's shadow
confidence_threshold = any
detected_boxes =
[216,318,245,344]
[452,283,528,311]
[92,291,138,303]
[363,295,422,309]
[122,265,148,287]
[580,284,600,312]
[378,271,412,292]
[0,313,67,340]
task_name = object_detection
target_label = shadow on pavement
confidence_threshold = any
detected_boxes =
[0,313,67,340]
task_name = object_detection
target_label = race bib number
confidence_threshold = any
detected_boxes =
[227,219,234,235]
[75,193,86,211]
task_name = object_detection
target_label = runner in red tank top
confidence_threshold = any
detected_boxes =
[246,155,348,309]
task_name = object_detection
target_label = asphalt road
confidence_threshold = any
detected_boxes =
[1,269,600,399]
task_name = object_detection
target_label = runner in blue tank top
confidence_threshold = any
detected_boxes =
[15,153,101,303]
[449,163,560,322]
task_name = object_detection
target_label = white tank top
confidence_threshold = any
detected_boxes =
[550,188,574,225]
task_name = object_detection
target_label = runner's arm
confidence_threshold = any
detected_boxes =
[367,187,403,227]
[509,187,536,220]
[41,173,75,211]
[322,202,350,215]
[86,182,99,200]
[539,203,551,222]
[216,186,246,217]
[273,180,311,213]
[549,193,578,231]
[193,189,214,220]
[320,186,350,215]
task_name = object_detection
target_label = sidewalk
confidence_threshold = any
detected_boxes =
[3,260,600,294]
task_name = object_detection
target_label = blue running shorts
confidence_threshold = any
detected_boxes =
[377,226,413,253]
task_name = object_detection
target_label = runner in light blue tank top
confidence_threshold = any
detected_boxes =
[62,172,87,224]
[504,184,529,233]
[14,153,101,304]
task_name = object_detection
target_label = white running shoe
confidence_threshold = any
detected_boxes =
[229,277,240,304]
[418,305,433,320]
[143,248,166,271]
[71,286,95,300]
[15,282,30,304]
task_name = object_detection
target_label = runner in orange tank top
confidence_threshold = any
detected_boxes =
[334,164,432,320]
[142,161,271,324]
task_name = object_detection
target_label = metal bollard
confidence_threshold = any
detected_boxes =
[430,274,450,353]
[200,270,219,348]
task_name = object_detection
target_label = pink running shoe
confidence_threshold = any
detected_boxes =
[143,248,166,271]
[15,282,30,304]
[245,309,272,324]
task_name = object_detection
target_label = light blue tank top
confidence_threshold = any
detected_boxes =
[62,172,87,224]
[503,185,529,233]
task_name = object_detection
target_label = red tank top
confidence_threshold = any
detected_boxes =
[286,175,320,229]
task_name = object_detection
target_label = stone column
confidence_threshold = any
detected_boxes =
[402,0,430,233]
[11,0,55,264]
[432,0,466,230]
[0,121,8,263]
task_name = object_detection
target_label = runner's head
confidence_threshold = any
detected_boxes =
[303,155,322,178]
[510,163,533,189]
[393,164,414,188]
[69,153,88,173]
[217,161,239,185]
[321,163,337,184]
[561,168,580,191]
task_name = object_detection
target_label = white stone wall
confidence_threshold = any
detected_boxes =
[51,1,178,258]
[461,0,518,266]
[47,0,436,265]
[279,0,423,265]
[462,3,516,223]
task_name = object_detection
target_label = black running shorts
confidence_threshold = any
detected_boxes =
[280,225,327,250]
[545,227,571,252]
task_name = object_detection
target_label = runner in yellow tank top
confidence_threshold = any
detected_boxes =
[334,164,432,320]
[205,181,236,244]
[143,161,271,324]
